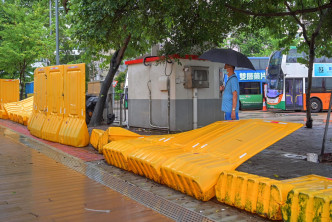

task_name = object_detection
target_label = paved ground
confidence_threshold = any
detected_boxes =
[1,110,332,221]
[0,127,172,222]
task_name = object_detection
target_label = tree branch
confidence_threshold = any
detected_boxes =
[225,2,332,17]
[284,1,310,46]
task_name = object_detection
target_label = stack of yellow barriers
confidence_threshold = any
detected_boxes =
[3,96,33,125]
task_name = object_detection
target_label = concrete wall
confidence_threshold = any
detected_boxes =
[128,58,224,131]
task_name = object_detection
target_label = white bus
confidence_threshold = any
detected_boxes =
[266,48,332,112]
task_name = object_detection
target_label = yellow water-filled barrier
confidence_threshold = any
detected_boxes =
[281,175,332,222]
[28,67,48,138]
[90,129,105,151]
[27,64,89,147]
[89,128,110,153]
[57,64,88,147]
[103,119,303,201]
[215,171,332,221]
[41,66,64,142]
[108,127,141,141]
[0,79,19,119]
[215,170,294,220]
[3,96,33,125]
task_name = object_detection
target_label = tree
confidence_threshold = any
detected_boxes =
[222,27,284,57]
[66,0,235,126]
[0,1,54,99]
[225,0,332,128]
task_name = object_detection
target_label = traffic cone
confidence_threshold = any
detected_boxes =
[262,98,267,111]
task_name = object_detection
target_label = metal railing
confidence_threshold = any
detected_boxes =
[106,92,127,126]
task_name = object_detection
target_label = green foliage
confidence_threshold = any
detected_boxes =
[0,1,54,77]
[227,1,332,60]
[66,0,238,66]
[114,71,126,92]
[222,27,280,57]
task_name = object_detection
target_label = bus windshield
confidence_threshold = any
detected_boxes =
[267,51,284,97]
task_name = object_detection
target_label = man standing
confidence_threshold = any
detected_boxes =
[220,64,240,120]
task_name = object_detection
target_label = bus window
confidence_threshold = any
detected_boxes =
[239,82,261,95]
[325,78,332,91]
[305,77,326,93]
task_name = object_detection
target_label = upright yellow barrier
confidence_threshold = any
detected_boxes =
[0,79,19,119]
[58,64,89,147]
[28,67,48,138]
[41,65,64,142]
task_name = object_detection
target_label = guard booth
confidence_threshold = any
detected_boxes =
[125,55,224,131]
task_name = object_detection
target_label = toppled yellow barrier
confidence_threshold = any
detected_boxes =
[103,119,303,201]
[281,175,332,222]
[108,127,141,141]
[3,96,33,125]
[90,129,105,153]
[215,170,293,220]
[216,171,332,221]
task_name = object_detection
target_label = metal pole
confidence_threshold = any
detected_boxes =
[49,0,52,35]
[120,94,123,126]
[321,92,332,156]
[55,0,59,65]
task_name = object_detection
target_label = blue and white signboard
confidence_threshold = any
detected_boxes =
[314,63,332,77]
[234,70,266,81]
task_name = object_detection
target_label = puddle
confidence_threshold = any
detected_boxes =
[283,153,306,160]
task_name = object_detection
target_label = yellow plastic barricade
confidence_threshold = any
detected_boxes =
[103,119,302,201]
[28,67,48,138]
[41,65,64,142]
[58,64,89,147]
[281,175,332,222]
[216,172,332,221]
[90,129,105,151]
[0,79,19,119]
[107,127,141,141]
[3,96,33,125]
[215,170,294,220]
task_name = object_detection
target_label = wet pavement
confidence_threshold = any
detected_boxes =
[0,110,332,222]
[0,127,172,222]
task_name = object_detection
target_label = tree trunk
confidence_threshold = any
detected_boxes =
[305,39,316,128]
[19,69,25,100]
[88,35,131,127]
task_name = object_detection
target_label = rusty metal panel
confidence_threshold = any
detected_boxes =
[281,175,332,222]
[41,65,64,142]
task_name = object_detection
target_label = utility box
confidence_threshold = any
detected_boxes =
[125,56,224,131]
[184,66,209,89]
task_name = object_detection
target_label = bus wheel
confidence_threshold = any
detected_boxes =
[239,102,242,110]
[310,98,321,113]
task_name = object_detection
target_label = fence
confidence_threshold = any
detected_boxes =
[106,92,127,126]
